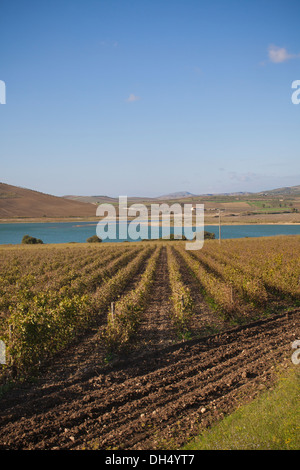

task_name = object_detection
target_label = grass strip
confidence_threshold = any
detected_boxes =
[184,367,300,450]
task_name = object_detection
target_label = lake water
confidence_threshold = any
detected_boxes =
[1,221,300,245]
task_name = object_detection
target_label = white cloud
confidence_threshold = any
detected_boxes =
[100,40,118,48]
[126,93,141,102]
[268,44,300,63]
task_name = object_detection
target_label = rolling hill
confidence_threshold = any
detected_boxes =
[157,191,196,199]
[0,183,97,219]
[63,195,118,204]
[1,182,300,222]
[258,185,300,196]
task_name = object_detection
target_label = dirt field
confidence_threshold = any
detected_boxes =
[0,245,299,450]
[0,182,96,219]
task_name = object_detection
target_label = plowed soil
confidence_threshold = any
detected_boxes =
[0,246,299,450]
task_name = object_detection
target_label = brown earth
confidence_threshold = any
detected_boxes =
[0,246,299,450]
[0,312,298,450]
[0,183,96,219]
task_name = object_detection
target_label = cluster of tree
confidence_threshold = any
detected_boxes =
[21,235,44,245]
[168,231,216,240]
[21,232,215,245]
[144,231,216,242]
[203,230,216,239]
[86,235,102,243]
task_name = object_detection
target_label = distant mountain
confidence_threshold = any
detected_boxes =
[0,183,97,219]
[157,190,255,199]
[215,191,253,196]
[157,191,196,199]
[257,185,300,196]
[64,185,300,203]
[63,195,156,204]
[64,195,117,204]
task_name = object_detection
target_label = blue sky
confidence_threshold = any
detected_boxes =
[0,0,300,197]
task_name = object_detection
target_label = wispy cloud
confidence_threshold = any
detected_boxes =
[268,44,300,63]
[100,40,118,48]
[126,93,141,103]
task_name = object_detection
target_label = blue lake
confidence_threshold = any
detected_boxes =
[1,221,300,245]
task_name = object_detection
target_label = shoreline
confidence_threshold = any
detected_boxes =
[1,218,300,226]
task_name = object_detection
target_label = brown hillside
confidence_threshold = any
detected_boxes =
[0,183,97,219]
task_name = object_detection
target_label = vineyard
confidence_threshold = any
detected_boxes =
[0,236,299,449]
